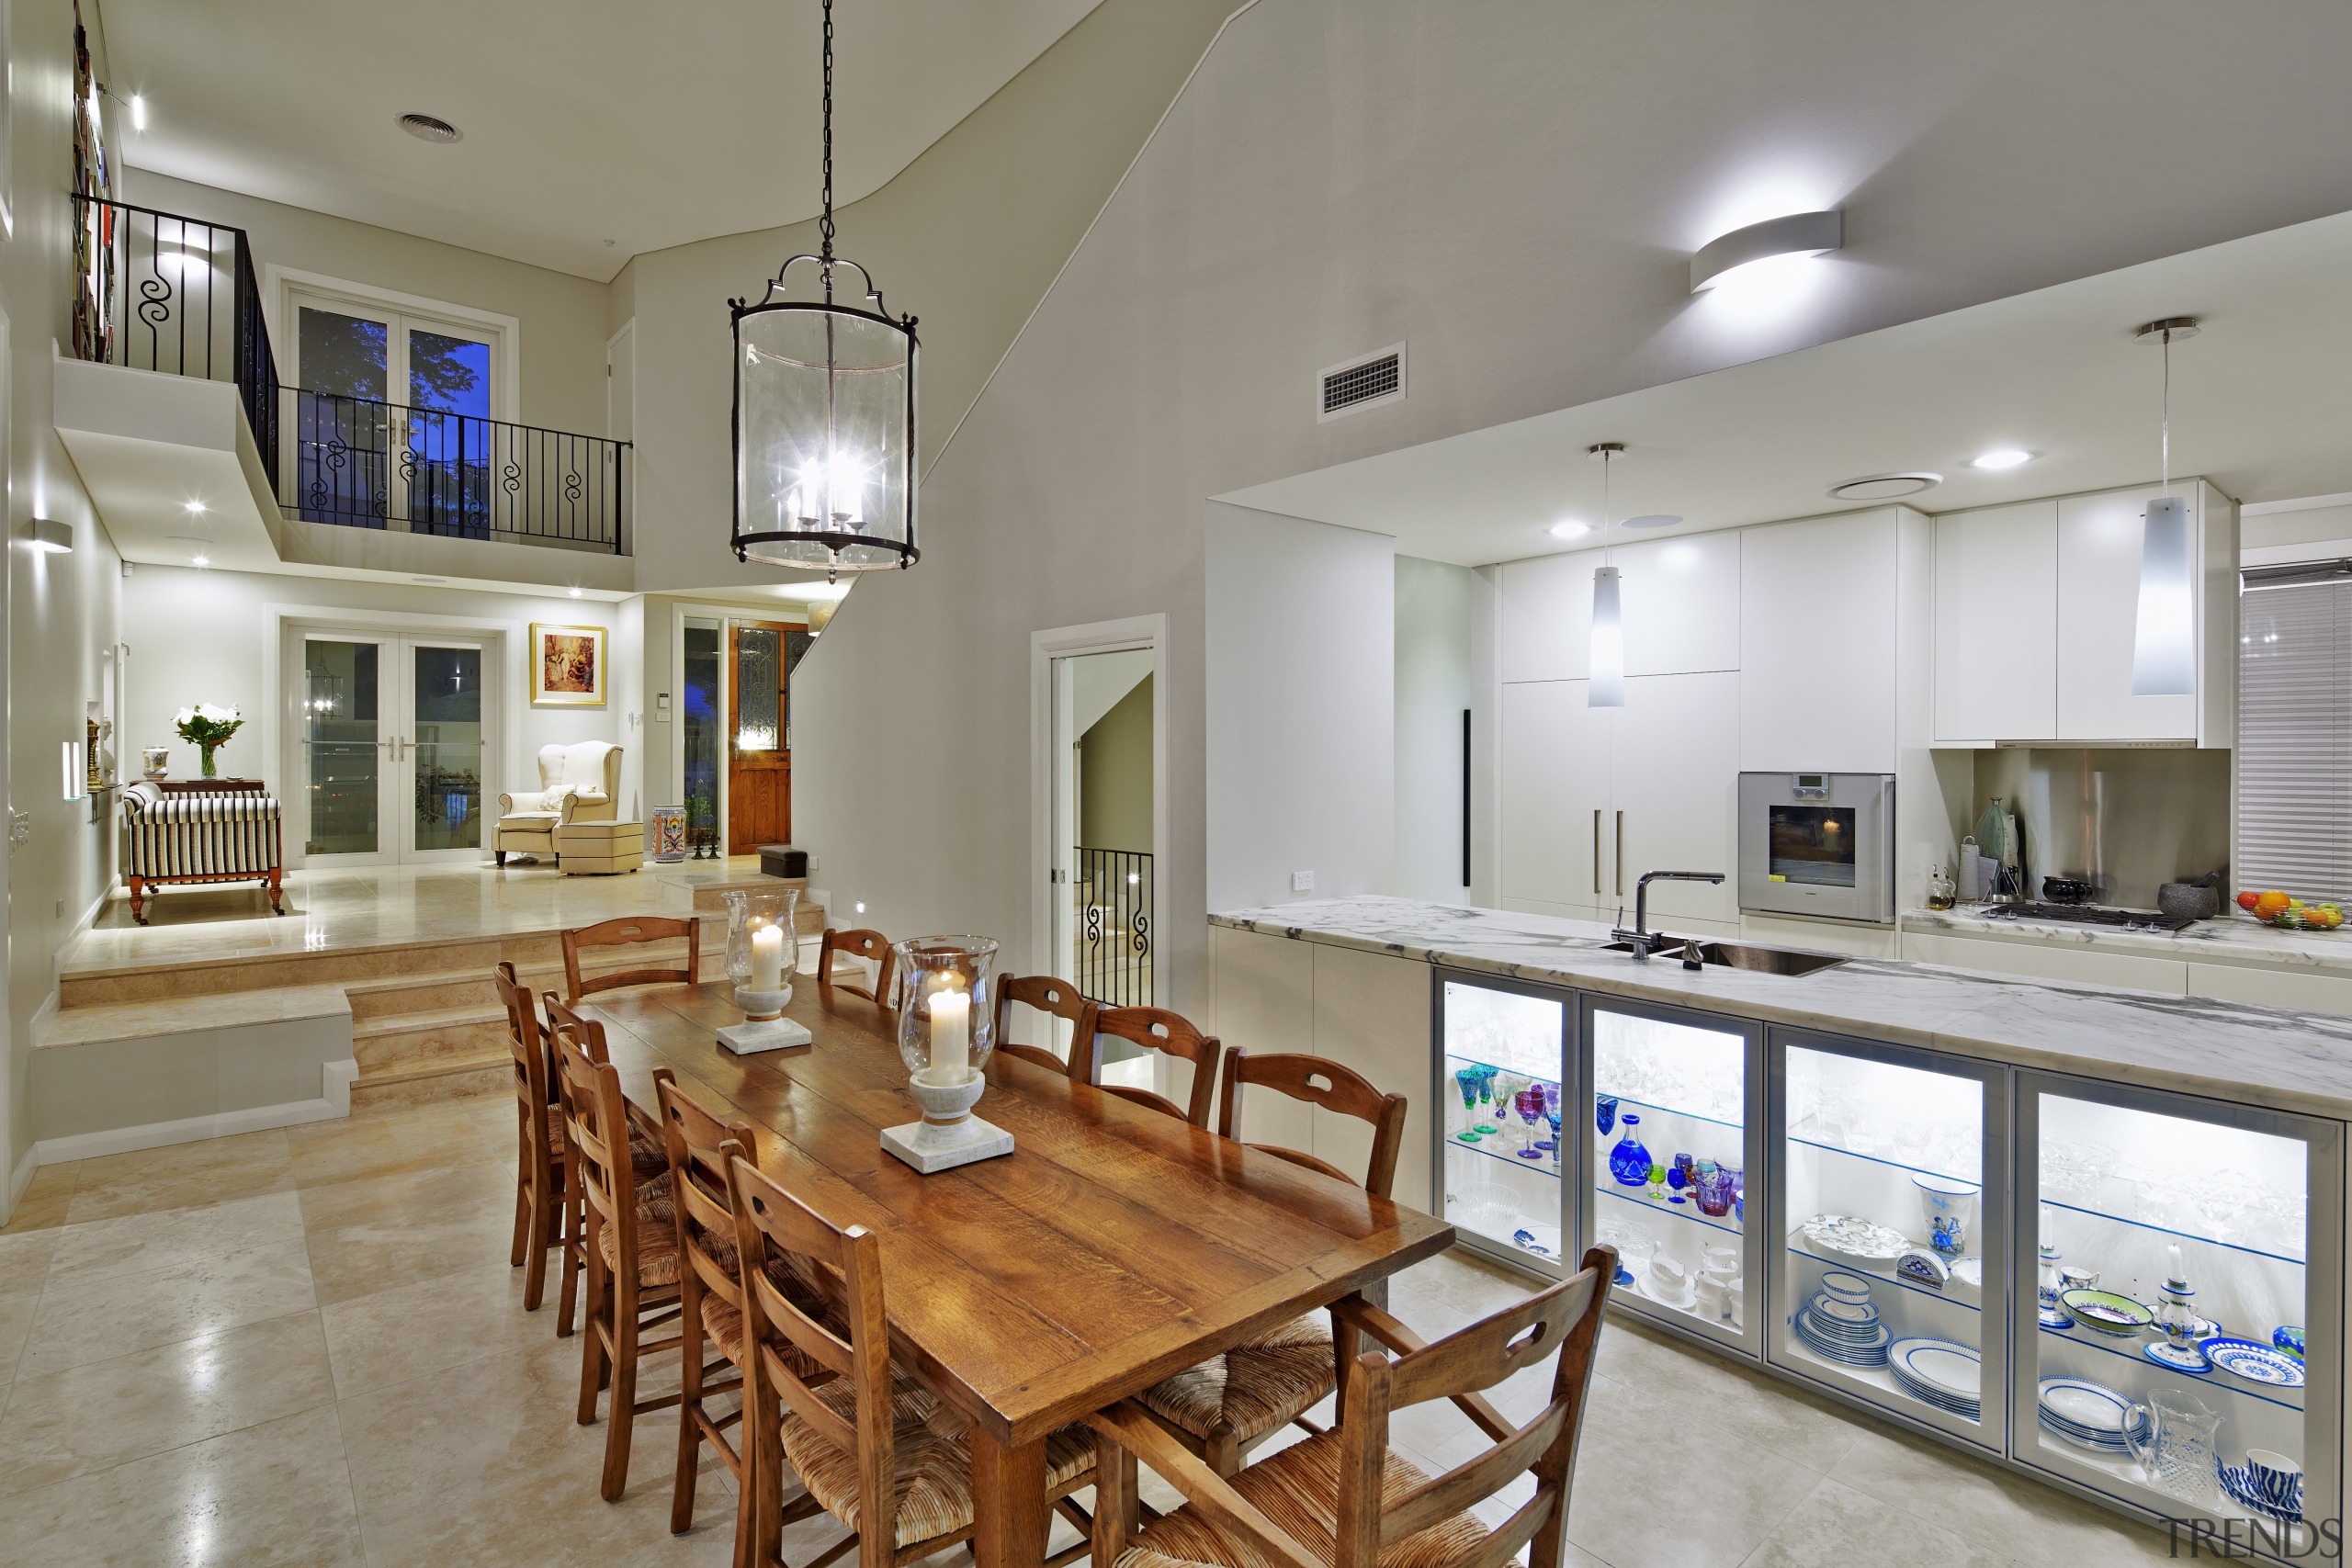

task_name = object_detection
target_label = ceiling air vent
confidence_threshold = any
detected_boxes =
[397,112,463,143]
[1317,344,1405,423]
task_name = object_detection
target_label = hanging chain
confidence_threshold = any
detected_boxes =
[819,0,836,296]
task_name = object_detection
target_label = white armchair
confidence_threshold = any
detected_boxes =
[494,741,621,865]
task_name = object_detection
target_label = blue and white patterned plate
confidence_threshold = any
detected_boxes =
[2201,1337,2307,1389]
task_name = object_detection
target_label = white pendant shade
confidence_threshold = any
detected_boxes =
[2131,495,2194,696]
[1589,565,1624,707]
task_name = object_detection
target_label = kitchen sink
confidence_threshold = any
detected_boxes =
[1603,939,1847,976]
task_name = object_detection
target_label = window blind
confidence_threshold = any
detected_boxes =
[2239,576,2352,902]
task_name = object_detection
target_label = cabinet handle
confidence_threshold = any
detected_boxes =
[1616,810,1624,897]
[1592,809,1601,896]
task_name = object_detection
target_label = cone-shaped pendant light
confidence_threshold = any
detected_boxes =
[1589,443,1625,708]
[2131,319,2197,697]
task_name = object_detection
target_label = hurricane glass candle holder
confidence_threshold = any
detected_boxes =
[716,886,809,1055]
[881,935,1012,1173]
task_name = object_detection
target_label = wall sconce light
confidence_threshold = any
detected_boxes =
[62,740,85,800]
[1690,210,1844,293]
[20,518,73,553]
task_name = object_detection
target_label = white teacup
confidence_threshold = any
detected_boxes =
[1650,1257,1690,1298]
[1726,1280,1747,1328]
[1694,1274,1730,1320]
[1702,1243,1740,1276]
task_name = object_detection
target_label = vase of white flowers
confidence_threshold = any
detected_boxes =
[174,704,243,778]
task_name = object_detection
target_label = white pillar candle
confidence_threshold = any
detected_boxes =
[751,923,785,992]
[931,982,972,1080]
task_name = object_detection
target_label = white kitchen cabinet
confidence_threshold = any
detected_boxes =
[1498,531,1738,684]
[1310,944,1433,1212]
[1613,671,1741,925]
[1498,680,1610,913]
[1740,509,1903,771]
[1933,500,2057,742]
[1207,924,1314,1152]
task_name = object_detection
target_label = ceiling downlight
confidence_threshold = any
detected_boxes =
[397,113,462,143]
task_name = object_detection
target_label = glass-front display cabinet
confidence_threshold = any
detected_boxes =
[1768,1030,2009,1451]
[2015,1076,2341,1551]
[1580,995,1764,1355]
[1436,974,1570,1274]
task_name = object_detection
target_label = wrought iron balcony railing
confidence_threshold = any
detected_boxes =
[73,194,281,478]
[71,195,628,555]
[284,389,626,552]
[1073,846,1153,1007]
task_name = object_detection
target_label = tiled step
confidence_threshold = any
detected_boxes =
[351,1003,508,1076]
[351,1049,510,1111]
[342,939,726,1024]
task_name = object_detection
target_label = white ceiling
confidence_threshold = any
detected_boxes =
[102,0,1105,281]
[1223,209,2352,567]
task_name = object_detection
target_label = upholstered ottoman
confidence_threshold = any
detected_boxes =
[554,820,644,874]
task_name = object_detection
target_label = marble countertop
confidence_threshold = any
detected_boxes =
[1213,897,2352,1121]
[1901,904,2352,975]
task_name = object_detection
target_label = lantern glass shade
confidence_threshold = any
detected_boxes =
[733,300,917,573]
[2131,495,2195,697]
[1589,565,1625,707]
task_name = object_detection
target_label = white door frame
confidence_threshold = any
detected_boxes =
[1029,615,1169,993]
[269,606,512,868]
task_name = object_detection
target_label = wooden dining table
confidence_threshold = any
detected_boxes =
[579,976,1455,1568]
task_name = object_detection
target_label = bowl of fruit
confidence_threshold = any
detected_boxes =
[2240,890,2346,931]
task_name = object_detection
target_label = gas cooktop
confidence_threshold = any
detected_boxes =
[1977,901,2199,932]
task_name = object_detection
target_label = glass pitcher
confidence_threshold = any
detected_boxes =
[2125,1392,2223,1507]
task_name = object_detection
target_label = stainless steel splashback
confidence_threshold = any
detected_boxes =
[1972,748,2231,908]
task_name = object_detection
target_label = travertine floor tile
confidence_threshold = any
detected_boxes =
[285,1096,511,1190]
[298,1157,514,1305]
[319,1255,584,1399]
[1596,1316,1871,1474]
[1738,1475,2008,1568]
[2,1167,75,1234]
[0,1309,334,1499]
[17,1237,318,1381]
[1831,1423,2172,1564]
[0,1401,364,1567]
[0,1285,41,1385]
[60,1129,298,1224]
[338,1335,733,1568]
[44,1190,306,1284]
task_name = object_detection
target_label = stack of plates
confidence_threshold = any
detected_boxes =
[2036,1376,2146,1454]
[1792,1278,1891,1368]
[1889,1337,1982,1420]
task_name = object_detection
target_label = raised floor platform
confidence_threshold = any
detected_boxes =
[40,859,827,1163]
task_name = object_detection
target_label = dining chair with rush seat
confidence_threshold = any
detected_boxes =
[817,927,897,1005]
[1079,1006,1224,1128]
[497,963,569,1315]
[724,1152,1101,1568]
[561,914,703,1004]
[1136,1050,1410,1476]
[991,975,1098,1076]
[542,988,673,1337]
[1089,1247,1617,1568]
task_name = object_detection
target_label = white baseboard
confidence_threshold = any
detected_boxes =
[35,1056,358,1166]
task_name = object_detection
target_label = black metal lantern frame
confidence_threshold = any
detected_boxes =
[729,0,920,581]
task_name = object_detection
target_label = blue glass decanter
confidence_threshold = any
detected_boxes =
[1608,1112,1653,1187]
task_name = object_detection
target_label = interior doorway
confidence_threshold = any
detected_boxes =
[726,618,813,855]
[297,630,494,864]
[1033,617,1166,1016]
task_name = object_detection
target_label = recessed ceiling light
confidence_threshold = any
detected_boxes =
[183,500,206,513]
[1623,513,1681,530]
[397,112,462,144]
[1826,472,1941,502]
[1968,449,2034,471]
[1547,520,1592,539]
[568,587,583,598]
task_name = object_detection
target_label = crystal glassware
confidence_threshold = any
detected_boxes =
[1453,1068,1482,1141]
[1515,1089,1545,1160]
[1608,1112,1652,1186]
[1596,1094,1619,1137]
[1647,1162,1668,1202]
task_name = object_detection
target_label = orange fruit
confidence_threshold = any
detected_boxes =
[2256,890,2292,918]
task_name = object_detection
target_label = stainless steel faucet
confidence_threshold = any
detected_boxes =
[1612,871,1726,958]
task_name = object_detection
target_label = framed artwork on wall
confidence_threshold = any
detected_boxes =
[529,623,606,707]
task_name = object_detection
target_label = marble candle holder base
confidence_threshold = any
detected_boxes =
[718,985,810,1055]
[881,1069,1013,1173]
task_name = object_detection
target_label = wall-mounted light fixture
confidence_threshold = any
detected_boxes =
[20,518,73,553]
[1690,210,1843,293]
[62,740,85,800]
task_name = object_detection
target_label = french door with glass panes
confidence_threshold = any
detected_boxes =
[300,633,495,864]
[286,289,499,534]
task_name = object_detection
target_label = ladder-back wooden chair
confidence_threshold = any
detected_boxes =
[562,914,702,1003]
[498,961,567,1314]
[990,975,1097,1076]
[725,1153,1098,1568]
[557,1038,690,1502]
[817,927,896,1005]
[1078,1005,1224,1128]
[1090,1247,1617,1568]
[1137,1050,1410,1474]
[543,991,671,1337]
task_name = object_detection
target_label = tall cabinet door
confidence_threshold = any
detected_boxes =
[2056,487,2199,741]
[1934,501,2057,742]
[1613,672,1740,927]
[1499,680,1611,914]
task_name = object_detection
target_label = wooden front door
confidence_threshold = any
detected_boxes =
[727,620,806,854]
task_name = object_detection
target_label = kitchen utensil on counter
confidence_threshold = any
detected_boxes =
[2041,876,2097,905]
[2157,881,2221,921]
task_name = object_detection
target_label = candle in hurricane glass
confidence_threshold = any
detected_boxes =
[751,923,785,993]
[928,979,973,1082]
[881,937,1011,1174]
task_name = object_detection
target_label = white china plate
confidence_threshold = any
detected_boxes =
[1890,1337,1981,1399]
[2037,1377,2131,1433]
[1810,1293,1879,1327]
[1801,1214,1911,1261]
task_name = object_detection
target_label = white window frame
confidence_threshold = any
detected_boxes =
[264,265,522,421]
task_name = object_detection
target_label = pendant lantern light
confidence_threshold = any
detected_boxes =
[1589,443,1625,708]
[730,0,919,582]
[2130,318,2198,697]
